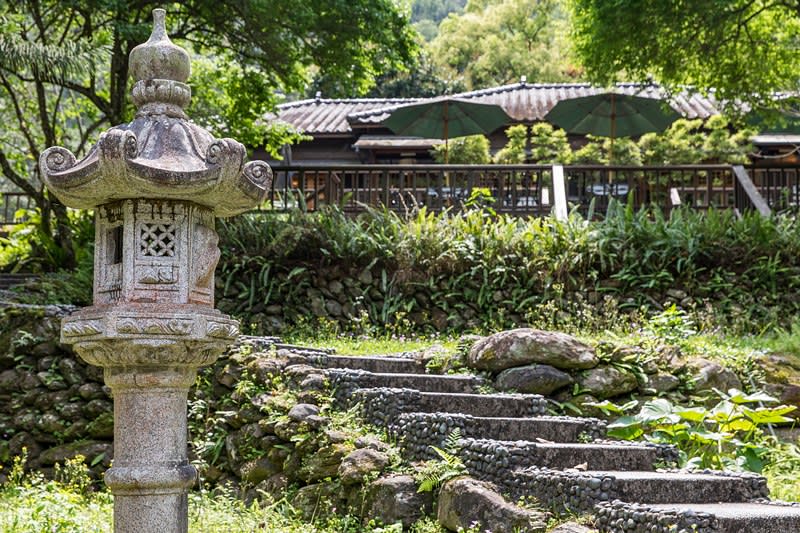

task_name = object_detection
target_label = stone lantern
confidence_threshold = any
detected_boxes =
[39,8,271,533]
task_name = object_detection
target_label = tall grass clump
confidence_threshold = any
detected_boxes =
[216,203,800,337]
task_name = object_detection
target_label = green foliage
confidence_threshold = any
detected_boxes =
[762,439,800,502]
[411,0,468,41]
[431,135,491,164]
[528,123,572,164]
[606,390,796,472]
[494,125,528,164]
[415,429,468,492]
[572,117,755,165]
[366,50,465,98]
[0,208,93,273]
[429,0,578,89]
[644,305,696,346]
[214,204,800,338]
[574,136,642,165]
[700,115,755,164]
[189,57,309,158]
[639,120,704,165]
[570,0,800,110]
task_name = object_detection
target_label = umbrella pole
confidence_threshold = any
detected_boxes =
[444,102,449,187]
[609,94,616,187]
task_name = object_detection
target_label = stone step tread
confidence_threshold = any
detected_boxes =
[331,370,480,380]
[640,502,800,533]
[308,354,423,370]
[477,440,657,450]
[356,387,546,403]
[396,412,605,444]
[461,440,667,472]
[646,502,800,518]
[584,470,754,481]
[329,369,484,394]
[518,469,765,504]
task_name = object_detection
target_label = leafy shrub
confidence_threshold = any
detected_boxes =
[605,389,796,472]
[431,134,491,164]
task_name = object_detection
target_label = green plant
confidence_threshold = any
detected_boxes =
[415,429,468,493]
[494,124,528,164]
[431,135,491,164]
[605,389,796,471]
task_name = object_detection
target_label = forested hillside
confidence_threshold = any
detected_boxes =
[411,0,467,40]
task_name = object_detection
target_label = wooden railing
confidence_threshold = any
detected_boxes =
[560,164,738,217]
[4,164,795,223]
[264,163,775,218]
[746,165,800,212]
[265,164,556,217]
[1,192,34,225]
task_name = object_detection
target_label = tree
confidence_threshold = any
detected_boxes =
[529,123,572,163]
[432,135,491,164]
[364,50,465,99]
[0,0,416,269]
[494,125,528,164]
[570,0,800,110]
[574,136,642,166]
[430,0,579,90]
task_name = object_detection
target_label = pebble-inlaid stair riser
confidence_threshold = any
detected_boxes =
[506,467,769,515]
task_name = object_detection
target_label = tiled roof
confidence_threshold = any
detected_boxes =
[276,97,421,134]
[276,82,722,135]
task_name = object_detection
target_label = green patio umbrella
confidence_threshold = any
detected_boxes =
[382,97,511,163]
[544,92,680,163]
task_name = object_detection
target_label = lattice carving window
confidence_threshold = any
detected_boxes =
[140,223,176,257]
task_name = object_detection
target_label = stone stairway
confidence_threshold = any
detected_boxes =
[296,352,800,533]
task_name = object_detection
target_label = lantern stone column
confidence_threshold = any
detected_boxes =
[40,9,272,533]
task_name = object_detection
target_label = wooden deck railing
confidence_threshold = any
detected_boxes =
[264,163,784,218]
[5,163,797,224]
[265,164,555,217]
[745,165,800,212]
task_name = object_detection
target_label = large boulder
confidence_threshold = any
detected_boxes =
[361,474,433,527]
[338,448,390,485]
[688,359,742,394]
[299,442,353,482]
[641,372,681,394]
[495,364,573,395]
[467,329,597,372]
[578,366,638,399]
[437,477,547,532]
[290,482,345,520]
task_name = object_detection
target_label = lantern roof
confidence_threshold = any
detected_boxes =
[40,9,271,217]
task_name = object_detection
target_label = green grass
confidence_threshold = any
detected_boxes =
[284,333,458,356]
[0,482,448,533]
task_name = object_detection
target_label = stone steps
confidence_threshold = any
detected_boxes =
[391,412,608,459]
[460,439,672,473]
[352,387,549,419]
[510,467,769,512]
[327,368,485,395]
[315,352,798,533]
[297,354,423,374]
[596,501,800,533]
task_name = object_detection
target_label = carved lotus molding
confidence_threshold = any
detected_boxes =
[61,304,239,349]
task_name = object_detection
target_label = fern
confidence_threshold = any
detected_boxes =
[415,428,468,493]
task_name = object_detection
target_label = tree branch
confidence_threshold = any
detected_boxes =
[0,146,42,199]
[0,73,42,162]
[76,117,107,155]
